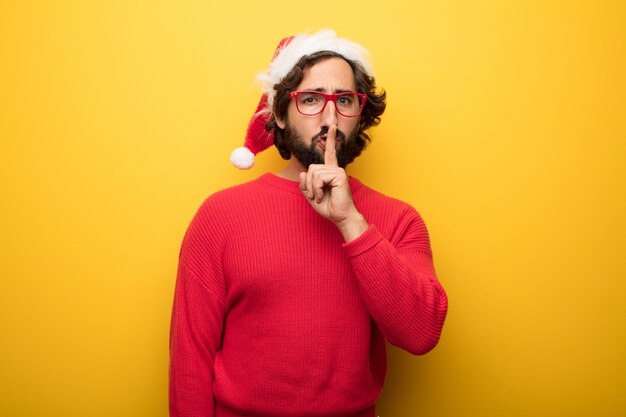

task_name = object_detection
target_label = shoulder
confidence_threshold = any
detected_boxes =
[177,179,269,283]
[351,178,430,247]
[196,174,269,216]
[351,178,421,219]
[182,175,267,241]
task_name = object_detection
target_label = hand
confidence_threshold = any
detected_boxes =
[299,125,369,241]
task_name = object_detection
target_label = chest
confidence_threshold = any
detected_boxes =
[220,210,357,310]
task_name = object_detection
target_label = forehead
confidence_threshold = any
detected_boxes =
[297,57,356,92]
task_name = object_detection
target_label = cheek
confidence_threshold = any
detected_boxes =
[340,118,360,133]
[292,116,320,134]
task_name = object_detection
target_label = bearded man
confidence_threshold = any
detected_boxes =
[170,29,448,417]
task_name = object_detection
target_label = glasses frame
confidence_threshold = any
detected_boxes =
[288,90,368,117]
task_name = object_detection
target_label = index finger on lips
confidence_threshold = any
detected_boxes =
[324,125,338,167]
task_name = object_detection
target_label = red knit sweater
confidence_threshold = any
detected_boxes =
[170,173,448,417]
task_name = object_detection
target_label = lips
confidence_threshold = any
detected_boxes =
[318,134,327,150]
[315,132,342,151]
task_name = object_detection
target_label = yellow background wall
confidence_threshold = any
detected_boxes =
[1,1,624,416]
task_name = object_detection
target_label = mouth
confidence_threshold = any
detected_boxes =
[318,133,327,150]
[316,132,341,151]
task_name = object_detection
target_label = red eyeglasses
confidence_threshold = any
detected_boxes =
[288,91,368,117]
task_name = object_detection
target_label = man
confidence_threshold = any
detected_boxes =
[170,29,448,417]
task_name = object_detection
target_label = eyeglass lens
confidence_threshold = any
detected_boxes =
[296,92,362,116]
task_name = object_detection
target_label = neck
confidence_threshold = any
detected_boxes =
[275,158,307,181]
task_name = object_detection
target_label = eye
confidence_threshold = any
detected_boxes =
[303,96,319,104]
[299,93,322,106]
[338,96,351,104]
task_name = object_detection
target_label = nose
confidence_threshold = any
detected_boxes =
[321,98,338,128]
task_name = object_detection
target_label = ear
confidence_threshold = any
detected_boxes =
[275,114,286,130]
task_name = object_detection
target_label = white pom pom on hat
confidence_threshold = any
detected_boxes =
[230,29,374,169]
[230,146,255,169]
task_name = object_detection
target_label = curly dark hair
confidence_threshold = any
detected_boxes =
[265,51,387,160]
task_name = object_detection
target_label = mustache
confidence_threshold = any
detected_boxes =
[313,127,346,143]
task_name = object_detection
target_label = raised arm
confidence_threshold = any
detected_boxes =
[343,216,448,355]
[299,126,448,353]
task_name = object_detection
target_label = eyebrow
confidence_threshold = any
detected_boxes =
[306,87,355,94]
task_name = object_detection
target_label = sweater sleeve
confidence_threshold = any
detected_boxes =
[342,212,448,355]
[169,203,226,417]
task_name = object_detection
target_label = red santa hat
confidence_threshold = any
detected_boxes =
[230,29,374,169]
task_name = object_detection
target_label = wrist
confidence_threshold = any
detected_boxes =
[337,210,369,243]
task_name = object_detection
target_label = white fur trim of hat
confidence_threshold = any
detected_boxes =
[255,29,374,110]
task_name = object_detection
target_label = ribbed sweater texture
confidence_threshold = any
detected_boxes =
[170,173,448,417]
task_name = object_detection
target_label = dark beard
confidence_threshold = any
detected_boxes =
[284,124,360,169]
